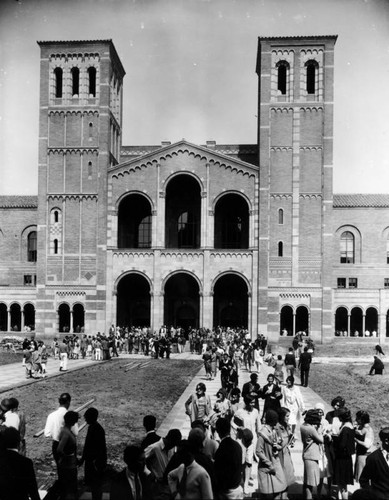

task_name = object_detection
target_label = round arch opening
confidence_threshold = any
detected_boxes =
[335,307,348,336]
[214,193,249,249]
[58,303,71,333]
[280,305,293,336]
[164,273,200,331]
[165,175,201,249]
[24,303,35,331]
[72,304,85,333]
[213,274,248,329]
[350,307,363,337]
[0,303,7,331]
[117,274,151,328]
[118,194,152,249]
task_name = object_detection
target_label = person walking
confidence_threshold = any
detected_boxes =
[298,347,312,387]
[78,407,107,500]
[44,392,74,467]
[281,376,305,434]
[332,408,355,500]
[214,417,243,499]
[256,410,287,499]
[57,410,79,500]
[284,347,296,378]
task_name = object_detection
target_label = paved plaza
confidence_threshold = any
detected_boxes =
[0,350,364,499]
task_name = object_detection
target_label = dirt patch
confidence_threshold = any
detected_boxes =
[1,358,201,489]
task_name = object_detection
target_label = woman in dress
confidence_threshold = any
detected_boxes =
[354,410,374,482]
[257,410,287,499]
[333,407,355,500]
[281,376,305,434]
[202,347,213,380]
[276,407,295,495]
[184,382,212,424]
[273,355,285,384]
[300,409,324,500]
[57,410,79,500]
[261,374,283,422]
[315,402,332,499]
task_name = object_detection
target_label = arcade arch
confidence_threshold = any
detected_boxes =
[165,175,201,248]
[116,273,151,328]
[214,193,249,249]
[163,272,200,330]
[117,194,152,248]
[212,273,248,328]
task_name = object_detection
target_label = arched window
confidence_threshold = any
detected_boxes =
[138,215,152,248]
[54,239,58,254]
[386,236,389,264]
[88,161,93,178]
[88,67,96,97]
[277,61,288,95]
[278,241,283,257]
[71,67,80,96]
[27,231,37,262]
[54,210,59,223]
[340,231,354,263]
[306,61,317,94]
[178,212,197,248]
[54,68,63,98]
[88,122,93,139]
[278,208,284,225]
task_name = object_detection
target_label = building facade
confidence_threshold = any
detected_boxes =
[1,35,389,343]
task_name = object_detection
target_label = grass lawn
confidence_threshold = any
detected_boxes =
[310,362,389,442]
[0,350,23,365]
[0,358,202,489]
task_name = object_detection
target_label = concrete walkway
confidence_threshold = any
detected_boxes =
[0,352,363,499]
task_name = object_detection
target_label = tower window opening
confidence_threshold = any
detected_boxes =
[278,208,284,225]
[277,64,287,95]
[88,122,93,139]
[54,210,59,223]
[278,241,283,257]
[306,62,316,94]
[88,161,92,178]
[71,67,80,96]
[27,231,37,262]
[88,67,96,97]
[54,68,63,98]
[54,239,58,254]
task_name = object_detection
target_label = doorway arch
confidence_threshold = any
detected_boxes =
[164,273,200,330]
[350,307,363,336]
[10,303,21,331]
[0,303,7,331]
[213,274,248,328]
[280,305,293,336]
[23,303,35,331]
[296,305,309,334]
[58,303,71,333]
[335,306,348,335]
[72,304,85,332]
[117,273,151,328]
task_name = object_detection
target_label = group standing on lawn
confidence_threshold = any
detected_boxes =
[1,328,388,500]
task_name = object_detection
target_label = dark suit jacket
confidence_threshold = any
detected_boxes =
[298,352,312,369]
[81,421,107,483]
[141,431,161,450]
[359,448,389,499]
[214,436,242,492]
[0,449,40,500]
[110,468,151,500]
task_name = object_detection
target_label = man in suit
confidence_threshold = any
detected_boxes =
[141,415,161,450]
[241,372,261,411]
[0,427,40,500]
[214,417,243,499]
[79,407,107,500]
[360,427,389,500]
[298,346,312,387]
[110,445,151,500]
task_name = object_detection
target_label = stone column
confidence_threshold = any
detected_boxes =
[293,312,296,337]
[347,313,351,337]
[7,309,11,332]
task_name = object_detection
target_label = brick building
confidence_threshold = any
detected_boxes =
[1,35,388,344]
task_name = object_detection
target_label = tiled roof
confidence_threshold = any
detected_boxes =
[333,194,389,208]
[0,196,38,208]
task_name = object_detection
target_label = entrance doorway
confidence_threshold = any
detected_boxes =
[164,273,200,329]
[117,274,151,328]
[213,274,248,328]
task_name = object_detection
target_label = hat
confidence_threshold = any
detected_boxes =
[0,398,11,412]
[315,402,325,412]
[265,410,279,426]
[304,409,322,426]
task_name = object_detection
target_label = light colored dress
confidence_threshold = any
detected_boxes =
[256,424,287,495]
[282,385,305,426]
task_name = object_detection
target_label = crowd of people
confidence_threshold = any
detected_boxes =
[2,327,388,500]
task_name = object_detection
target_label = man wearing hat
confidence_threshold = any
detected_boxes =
[359,426,389,499]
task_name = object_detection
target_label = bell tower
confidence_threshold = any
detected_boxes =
[36,40,125,336]
[256,35,337,341]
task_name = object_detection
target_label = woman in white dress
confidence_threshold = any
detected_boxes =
[281,375,305,434]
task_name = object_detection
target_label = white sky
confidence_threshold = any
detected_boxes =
[0,0,388,195]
